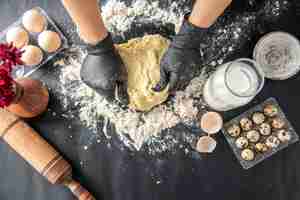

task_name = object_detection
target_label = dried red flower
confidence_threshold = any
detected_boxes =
[0,43,23,72]
[0,43,24,107]
[0,68,15,107]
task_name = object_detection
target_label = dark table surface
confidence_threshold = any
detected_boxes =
[1,0,300,200]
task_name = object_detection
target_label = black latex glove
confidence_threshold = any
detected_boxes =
[81,33,128,103]
[153,14,208,93]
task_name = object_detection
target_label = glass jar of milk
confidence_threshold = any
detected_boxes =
[203,58,264,111]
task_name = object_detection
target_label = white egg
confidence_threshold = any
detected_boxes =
[6,27,29,48]
[38,30,61,53]
[22,9,46,33]
[21,45,43,66]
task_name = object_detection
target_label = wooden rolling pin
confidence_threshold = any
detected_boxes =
[0,109,95,200]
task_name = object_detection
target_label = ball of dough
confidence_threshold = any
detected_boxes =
[227,124,241,137]
[252,112,265,124]
[259,123,271,136]
[264,104,278,117]
[255,143,268,153]
[235,137,249,149]
[266,136,280,148]
[38,30,61,53]
[276,129,291,142]
[200,112,223,134]
[240,117,253,131]
[6,27,29,48]
[21,45,43,66]
[196,136,217,153]
[22,9,46,33]
[116,35,169,111]
[241,149,255,161]
[246,130,260,143]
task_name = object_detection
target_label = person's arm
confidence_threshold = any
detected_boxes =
[61,0,108,45]
[154,0,232,92]
[189,0,232,28]
[61,0,126,102]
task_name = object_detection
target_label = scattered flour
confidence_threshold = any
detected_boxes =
[102,0,188,37]
[57,54,204,151]
[55,0,291,154]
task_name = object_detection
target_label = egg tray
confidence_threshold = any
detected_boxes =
[222,97,299,170]
[0,7,68,77]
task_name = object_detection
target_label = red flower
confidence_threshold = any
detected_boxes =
[0,68,15,107]
[0,43,23,72]
[0,43,24,107]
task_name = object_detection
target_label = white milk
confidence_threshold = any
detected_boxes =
[203,59,264,111]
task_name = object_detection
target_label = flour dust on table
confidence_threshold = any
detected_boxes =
[56,44,206,152]
[55,0,291,155]
[101,0,191,39]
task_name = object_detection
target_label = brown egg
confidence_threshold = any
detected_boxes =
[276,129,291,142]
[200,112,223,134]
[6,27,29,48]
[235,137,249,149]
[259,123,271,136]
[22,9,46,33]
[263,104,278,117]
[252,112,265,125]
[241,149,255,161]
[246,130,260,143]
[227,124,241,137]
[271,117,285,129]
[266,136,280,148]
[196,136,217,153]
[255,143,268,153]
[240,117,253,131]
[38,30,61,53]
[21,45,43,66]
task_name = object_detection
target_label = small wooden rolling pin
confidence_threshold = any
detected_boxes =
[0,109,95,200]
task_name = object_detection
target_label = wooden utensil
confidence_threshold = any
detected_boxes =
[0,109,95,200]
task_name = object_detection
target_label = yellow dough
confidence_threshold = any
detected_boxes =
[116,35,169,111]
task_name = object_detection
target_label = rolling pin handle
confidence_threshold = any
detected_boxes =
[64,179,95,200]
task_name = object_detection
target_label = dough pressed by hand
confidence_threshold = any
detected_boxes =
[116,35,169,111]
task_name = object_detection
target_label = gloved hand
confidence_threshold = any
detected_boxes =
[81,33,128,103]
[153,14,208,93]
